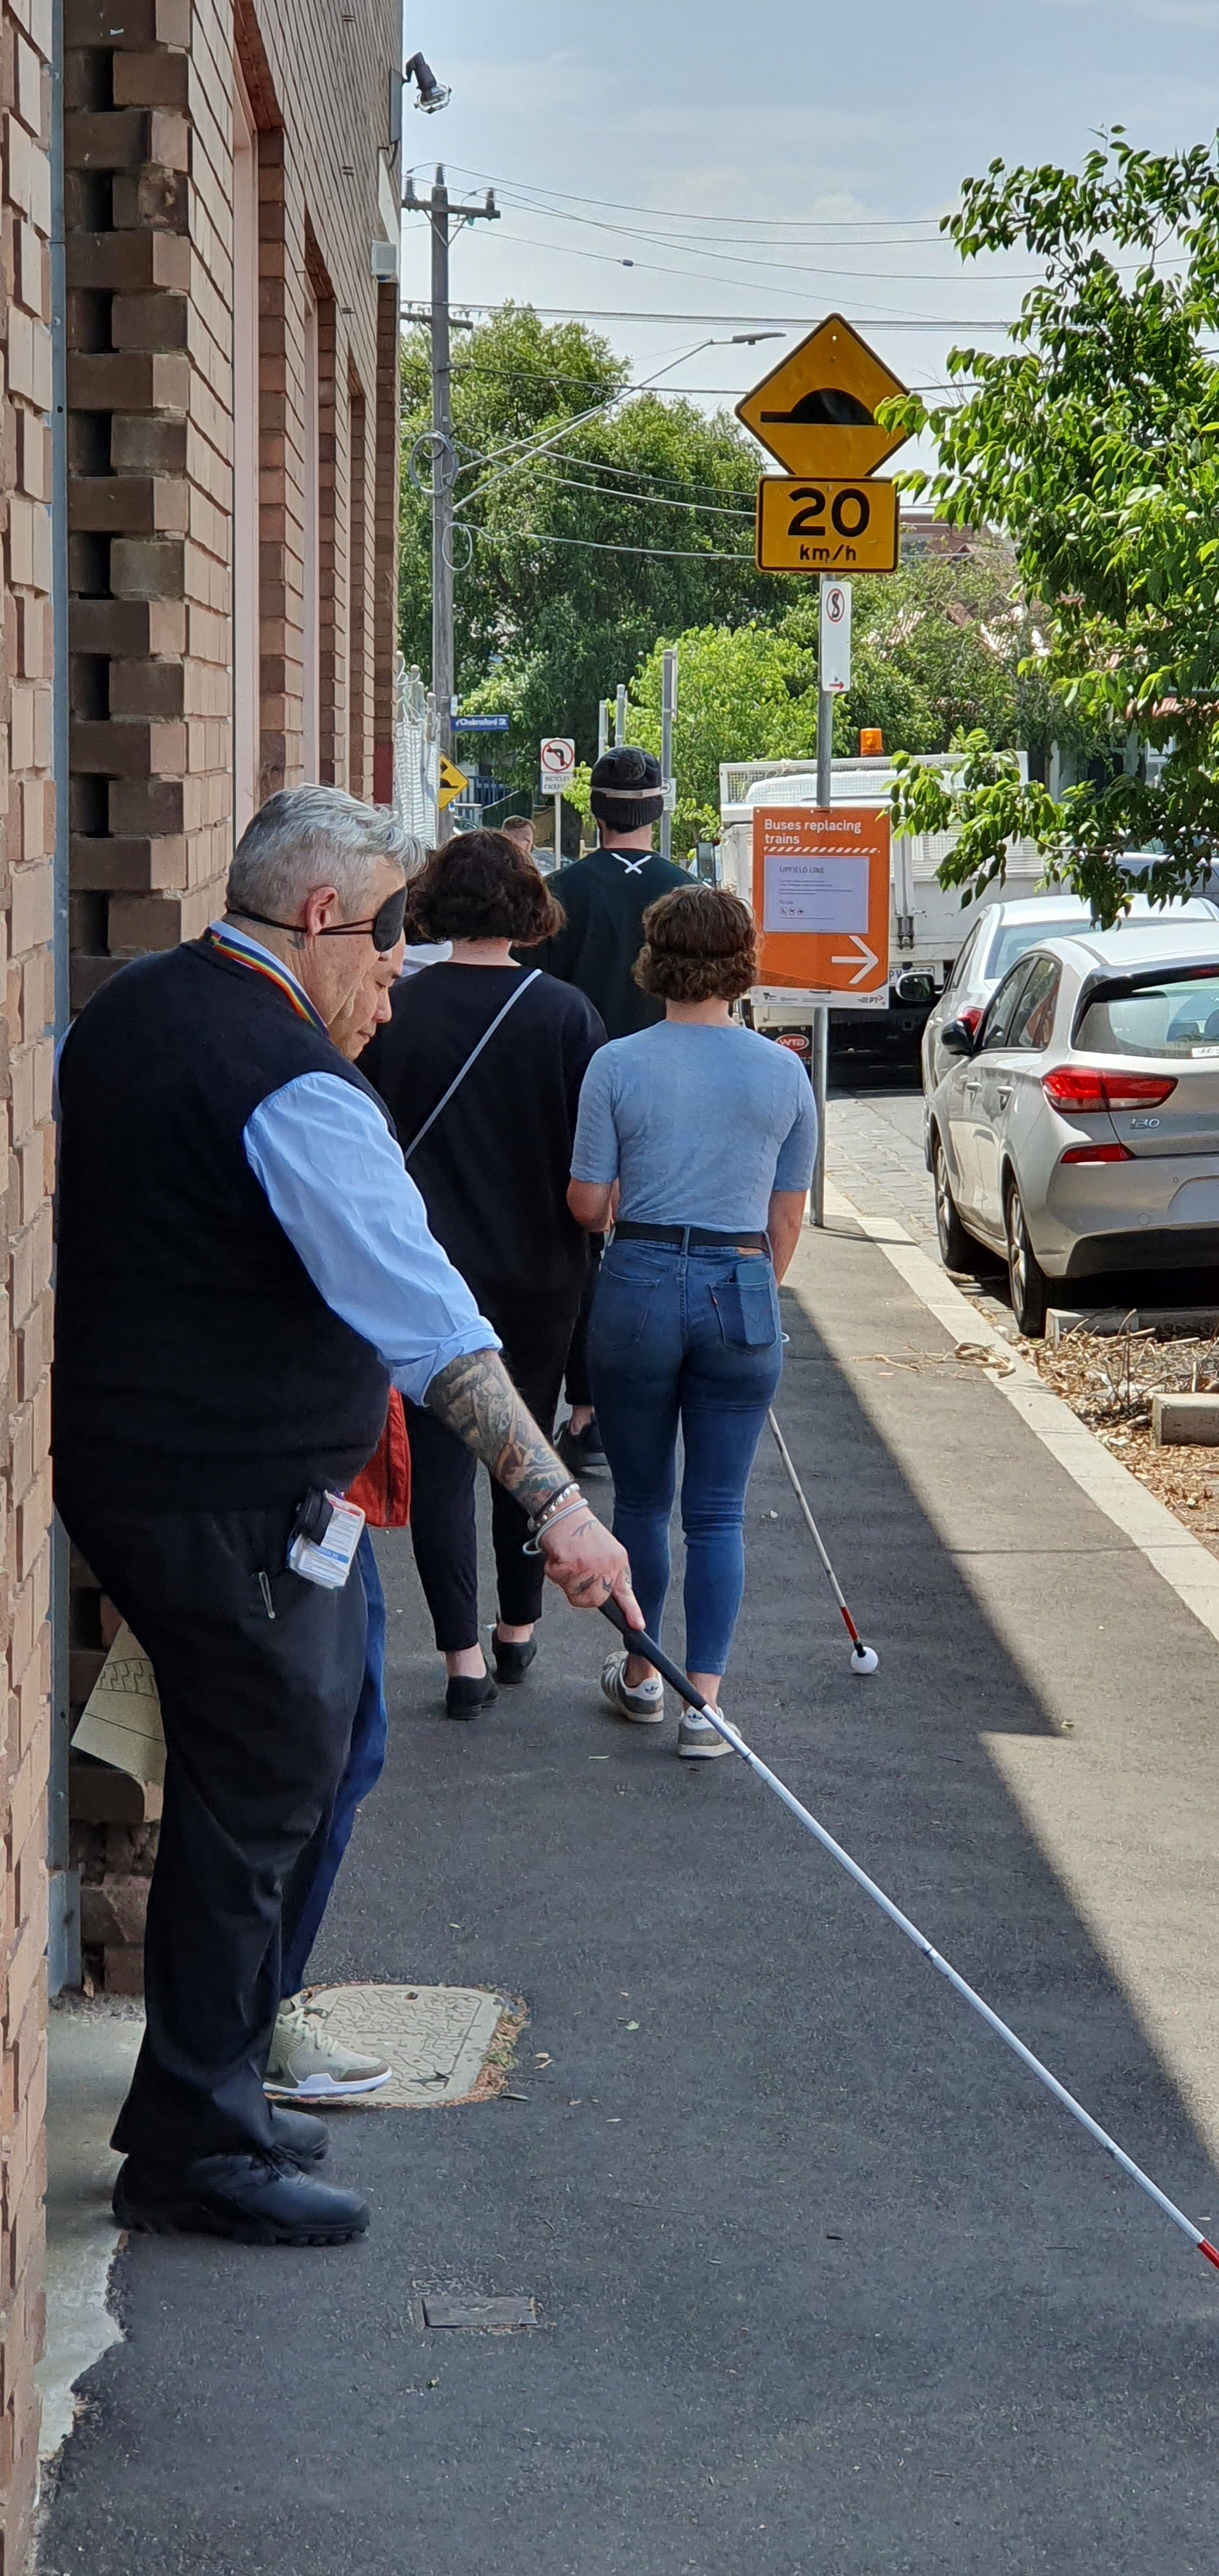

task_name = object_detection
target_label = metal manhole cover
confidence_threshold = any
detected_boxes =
[303,1984,521,2108]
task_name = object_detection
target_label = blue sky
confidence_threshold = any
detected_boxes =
[401,0,1219,436]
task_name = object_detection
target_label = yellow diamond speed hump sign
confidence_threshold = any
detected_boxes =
[737,316,910,482]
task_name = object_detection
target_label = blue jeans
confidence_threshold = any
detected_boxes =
[280,1529,388,1998]
[587,1239,783,1677]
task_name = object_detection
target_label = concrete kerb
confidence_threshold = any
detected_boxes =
[820,1179,1219,1653]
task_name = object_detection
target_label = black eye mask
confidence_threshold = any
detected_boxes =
[235,885,408,953]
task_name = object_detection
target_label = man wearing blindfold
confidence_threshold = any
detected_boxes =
[53,786,640,2250]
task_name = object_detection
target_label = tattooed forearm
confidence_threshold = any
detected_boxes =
[425,1347,570,1515]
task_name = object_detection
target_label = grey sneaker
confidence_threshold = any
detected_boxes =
[265,1996,393,2101]
[600,1650,664,1724]
[677,1709,732,1760]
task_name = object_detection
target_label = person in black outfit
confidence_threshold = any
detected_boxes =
[363,829,606,1715]
[532,745,690,1477]
[52,788,635,2248]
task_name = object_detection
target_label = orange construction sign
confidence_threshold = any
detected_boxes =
[751,806,891,1000]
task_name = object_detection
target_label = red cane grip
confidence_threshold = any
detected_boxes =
[1197,2237,1219,2271]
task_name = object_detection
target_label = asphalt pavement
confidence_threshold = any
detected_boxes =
[42,1198,1219,2575]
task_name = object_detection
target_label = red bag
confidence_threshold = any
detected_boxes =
[345,1387,411,1528]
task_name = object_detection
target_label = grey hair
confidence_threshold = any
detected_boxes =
[227,786,411,924]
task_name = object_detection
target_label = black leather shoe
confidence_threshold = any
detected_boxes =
[445,1670,498,1719]
[556,1415,608,1475]
[492,1632,537,1686]
[113,2149,369,2245]
[268,2106,328,2166]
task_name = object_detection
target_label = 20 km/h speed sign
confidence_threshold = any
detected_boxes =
[756,475,898,574]
[752,806,891,1006]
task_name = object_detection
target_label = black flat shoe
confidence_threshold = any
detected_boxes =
[113,2150,368,2245]
[268,2105,328,2166]
[493,1634,537,1685]
[556,1416,608,1475]
[445,1671,498,1719]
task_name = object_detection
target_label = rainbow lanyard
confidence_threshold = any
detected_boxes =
[202,926,326,1031]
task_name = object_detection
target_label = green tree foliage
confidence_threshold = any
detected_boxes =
[399,307,782,785]
[878,134,1219,920]
[618,546,1091,848]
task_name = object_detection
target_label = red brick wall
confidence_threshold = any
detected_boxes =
[65,0,402,997]
[1,0,57,2558]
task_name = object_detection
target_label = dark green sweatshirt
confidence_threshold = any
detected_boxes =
[532,841,690,1039]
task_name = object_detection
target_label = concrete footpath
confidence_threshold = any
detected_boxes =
[41,1215,1219,2575]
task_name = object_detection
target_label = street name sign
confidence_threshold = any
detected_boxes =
[438,754,468,810]
[751,805,890,1006]
[456,714,510,733]
[737,315,910,482]
[755,474,898,574]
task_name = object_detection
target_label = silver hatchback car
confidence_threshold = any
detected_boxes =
[921,889,1219,1098]
[926,923,1219,1331]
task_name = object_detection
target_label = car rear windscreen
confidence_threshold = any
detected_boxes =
[1077,970,1219,1058]
[989,919,1088,979]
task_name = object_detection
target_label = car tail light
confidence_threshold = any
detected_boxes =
[959,1004,983,1035]
[1059,1142,1135,1165]
[1041,1068,1178,1112]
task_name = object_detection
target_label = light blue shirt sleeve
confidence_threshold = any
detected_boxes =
[570,1048,620,1185]
[243,1071,500,1404]
[774,1068,818,1192]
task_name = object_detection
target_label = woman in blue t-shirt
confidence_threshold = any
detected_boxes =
[568,884,815,1758]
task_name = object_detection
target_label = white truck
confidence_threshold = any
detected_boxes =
[717,750,1046,1062]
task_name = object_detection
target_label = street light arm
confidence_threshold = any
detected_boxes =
[450,339,722,512]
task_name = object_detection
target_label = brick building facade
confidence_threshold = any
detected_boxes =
[1,0,57,2555]
[0,2,402,2561]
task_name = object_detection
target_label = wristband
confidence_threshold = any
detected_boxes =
[525,1481,582,1540]
[534,1498,590,1545]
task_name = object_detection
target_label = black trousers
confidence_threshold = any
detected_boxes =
[59,1496,367,2166]
[563,1238,602,1409]
[406,1300,576,1651]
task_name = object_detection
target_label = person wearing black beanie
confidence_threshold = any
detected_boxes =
[535,744,689,1044]
[533,744,690,1475]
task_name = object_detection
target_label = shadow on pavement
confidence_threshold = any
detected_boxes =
[42,1266,1219,2576]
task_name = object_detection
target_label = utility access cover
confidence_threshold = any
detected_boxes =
[305,1984,517,2108]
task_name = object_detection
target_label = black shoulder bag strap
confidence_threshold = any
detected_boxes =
[401,969,541,1161]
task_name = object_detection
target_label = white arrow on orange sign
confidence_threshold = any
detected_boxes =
[831,933,879,985]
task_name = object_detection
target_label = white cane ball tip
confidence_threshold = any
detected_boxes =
[850,1645,880,1675]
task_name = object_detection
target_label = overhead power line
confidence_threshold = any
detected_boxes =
[534,468,754,520]
[467,524,755,565]
[427,164,949,232]
[401,301,1018,332]
[487,192,1050,285]
[485,224,1009,325]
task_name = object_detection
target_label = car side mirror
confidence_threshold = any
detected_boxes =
[939,1018,977,1057]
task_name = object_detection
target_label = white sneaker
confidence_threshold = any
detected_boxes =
[677,1709,732,1760]
[265,1995,393,2101]
[600,1650,664,1725]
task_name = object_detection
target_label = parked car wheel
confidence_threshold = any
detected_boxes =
[932,1132,976,1274]
[1004,1177,1050,1335]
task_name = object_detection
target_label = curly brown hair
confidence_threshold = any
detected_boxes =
[633,883,758,1004]
[405,829,565,946]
